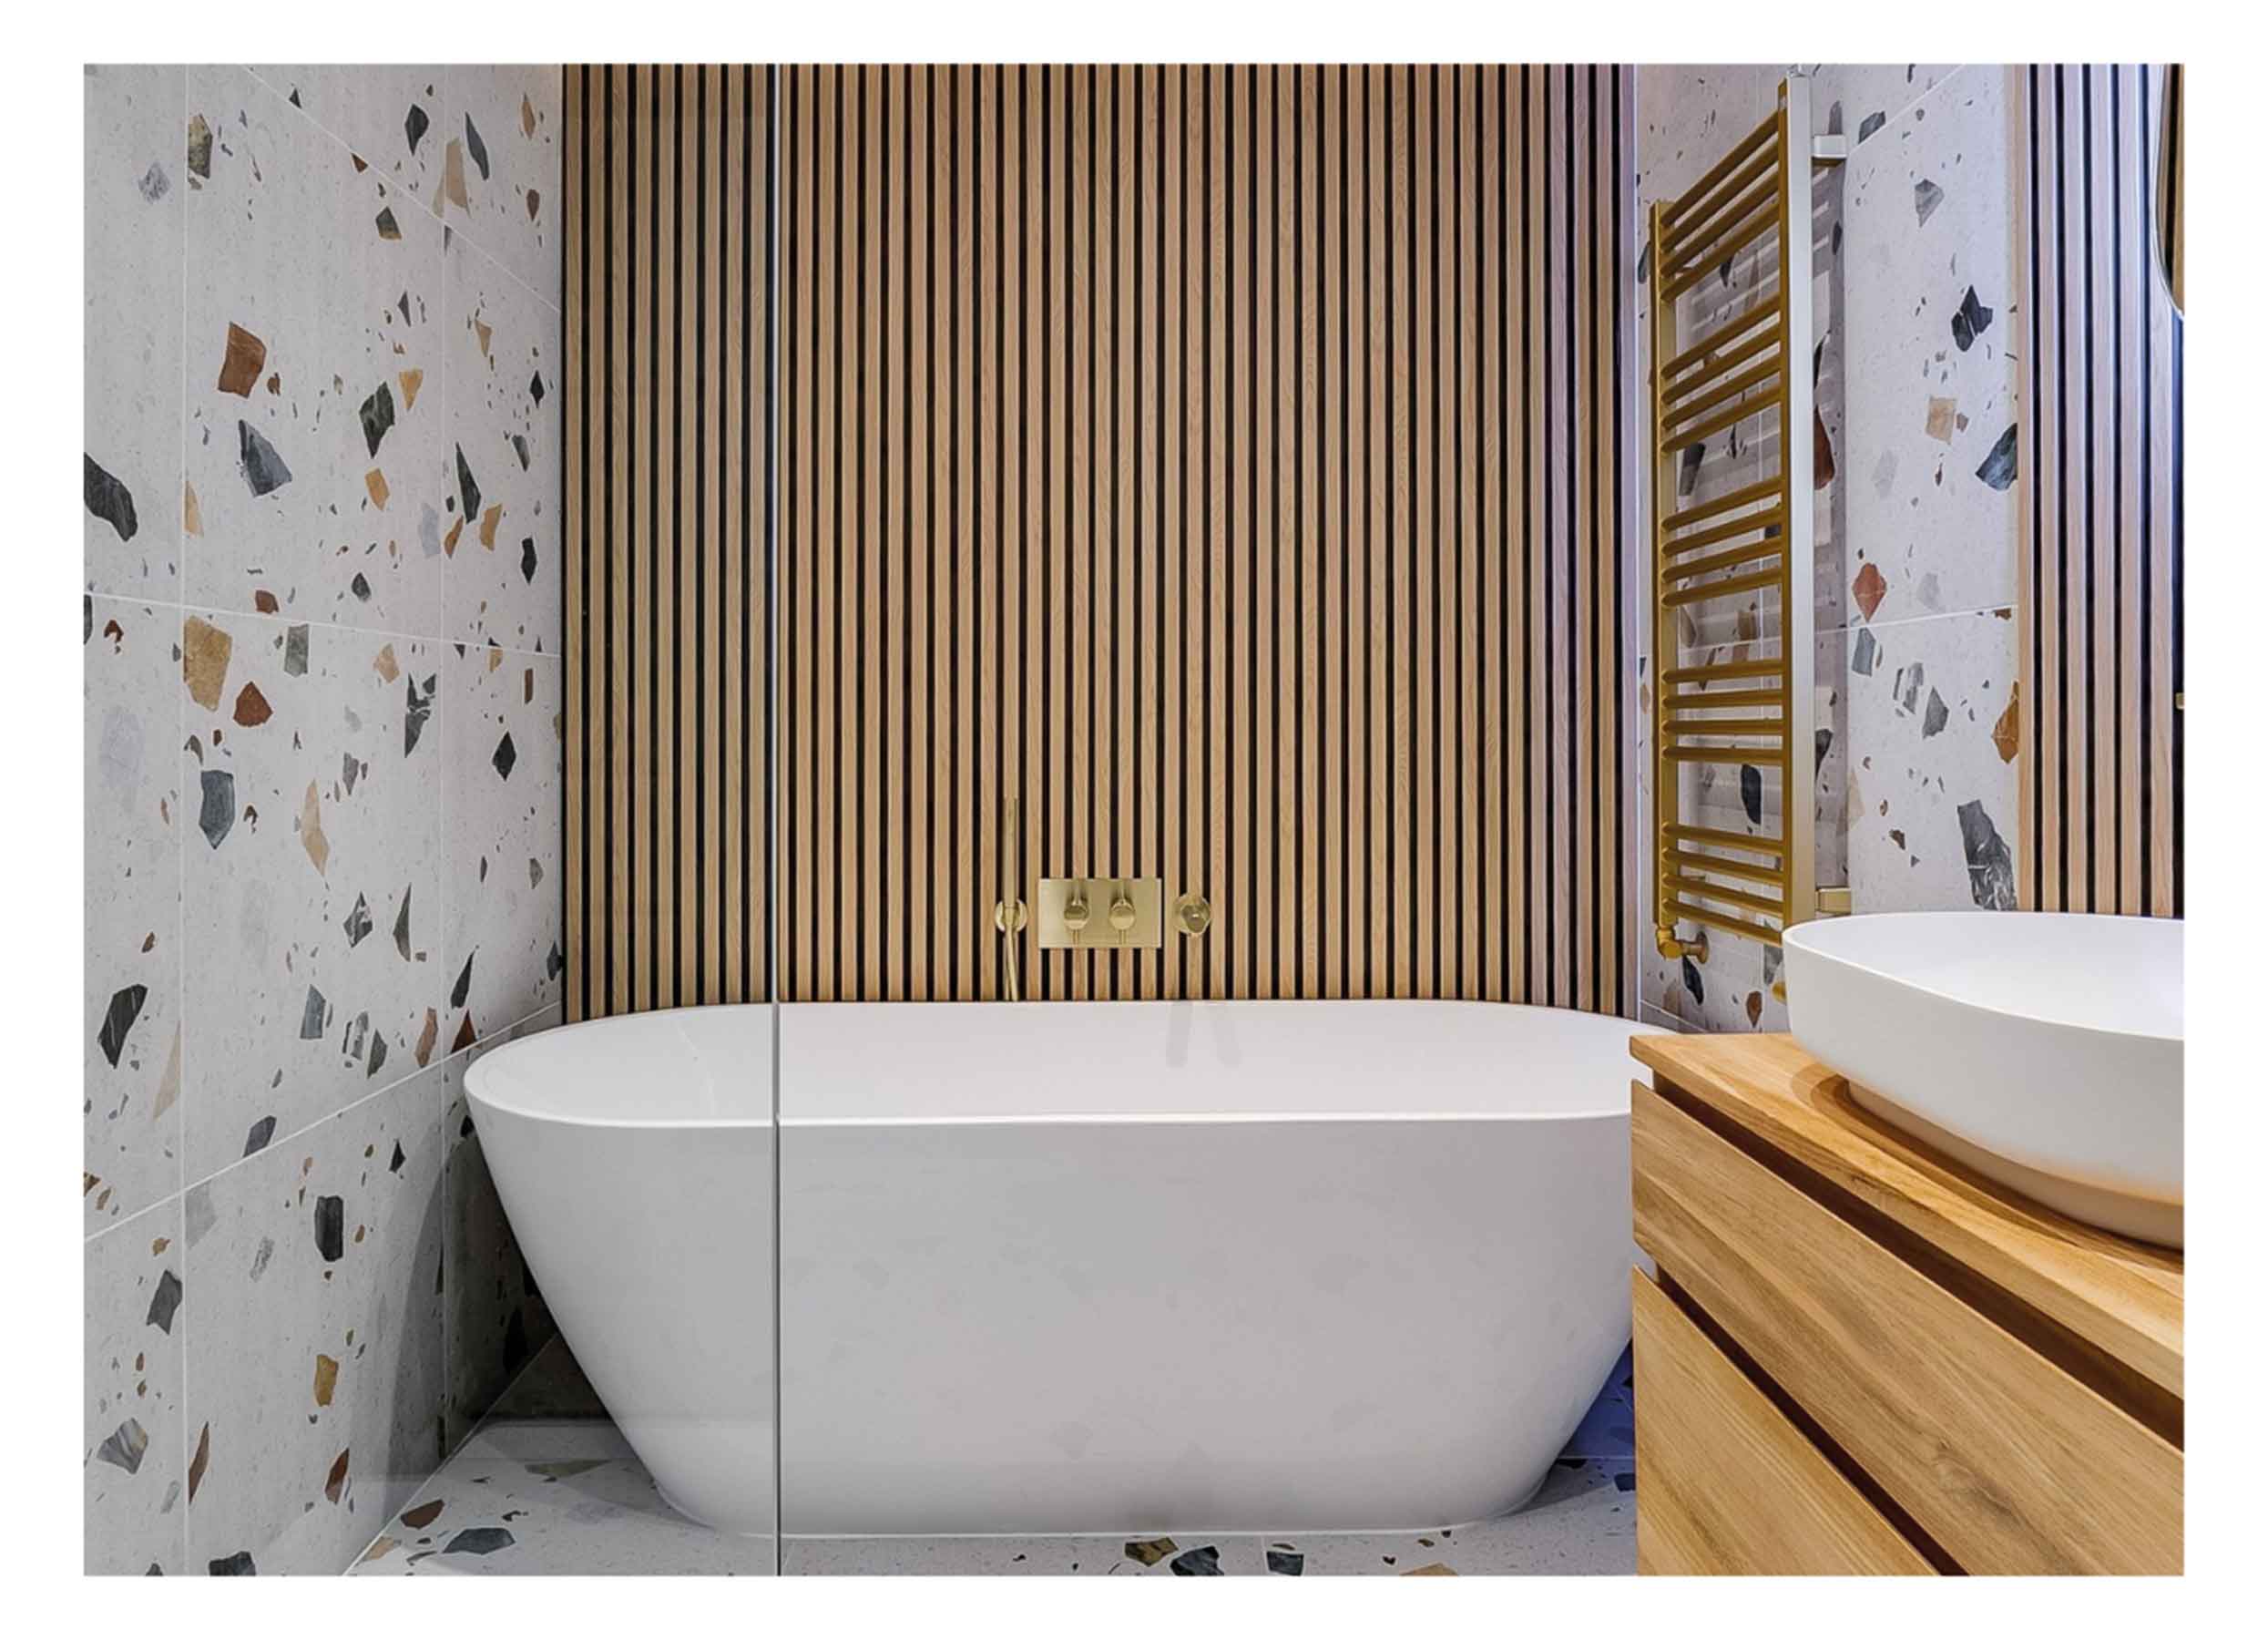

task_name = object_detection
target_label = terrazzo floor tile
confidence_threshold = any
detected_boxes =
[352,1338,1636,1576]
[781,1458,1634,1576]
[350,1414,775,1576]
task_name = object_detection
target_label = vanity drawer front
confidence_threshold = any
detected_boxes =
[1633,1270,1935,1575]
[1632,1082,2182,1575]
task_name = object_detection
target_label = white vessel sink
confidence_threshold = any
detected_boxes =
[1782,913,2183,1247]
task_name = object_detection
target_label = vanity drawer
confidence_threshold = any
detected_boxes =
[1633,1269,1934,1574]
[1632,1081,2181,1574]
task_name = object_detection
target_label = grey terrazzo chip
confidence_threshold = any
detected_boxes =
[314,1194,344,1262]
[145,1268,182,1333]
[359,383,396,457]
[1958,798,2018,909]
[1975,423,2018,491]
[1951,284,1995,352]
[85,454,138,540]
[1922,689,1950,738]
[96,1418,148,1474]
[405,674,434,756]
[97,984,148,1068]
[237,420,293,497]
[455,446,482,518]
[197,769,235,848]
[444,1527,516,1556]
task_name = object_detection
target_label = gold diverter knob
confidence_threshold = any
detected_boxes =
[1062,890,1091,935]
[1108,887,1139,933]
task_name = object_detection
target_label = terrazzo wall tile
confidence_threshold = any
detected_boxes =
[443,1009,565,1446]
[1828,67,2021,918]
[249,67,446,208]
[443,228,559,651]
[85,65,185,597]
[185,67,447,638]
[1834,68,2019,631]
[179,610,444,1185]
[334,149,451,641]
[87,63,563,1577]
[446,645,563,1049]
[182,1058,449,1576]
[1634,65,2024,1033]
[85,1202,187,1573]
[1804,66,1961,148]
[441,67,562,310]
[86,598,182,1230]
[1843,607,2021,914]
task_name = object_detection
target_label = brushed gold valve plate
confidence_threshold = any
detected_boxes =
[1037,876,1163,949]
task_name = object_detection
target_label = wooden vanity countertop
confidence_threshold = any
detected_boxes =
[1630,1030,2182,1404]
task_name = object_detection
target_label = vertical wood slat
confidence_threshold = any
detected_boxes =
[564,67,775,1020]
[771,61,1633,1004]
[567,65,1637,1016]
[2018,64,2182,920]
[565,65,587,1020]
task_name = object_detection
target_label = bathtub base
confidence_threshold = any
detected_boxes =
[780,1095,1634,1536]
[657,1481,775,1542]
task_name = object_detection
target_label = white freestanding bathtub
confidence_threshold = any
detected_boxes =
[467,999,1653,1540]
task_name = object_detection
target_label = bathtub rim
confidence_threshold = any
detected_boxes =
[465,997,1660,1132]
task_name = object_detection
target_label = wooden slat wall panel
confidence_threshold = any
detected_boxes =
[2018,65,2182,917]
[567,65,1636,1014]
[779,64,1634,1005]
[564,66,775,1021]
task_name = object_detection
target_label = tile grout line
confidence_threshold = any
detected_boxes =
[94,589,563,670]
[436,178,453,1519]
[1661,600,2016,671]
[173,57,193,1577]
[82,1185,181,1250]
[124,994,564,1235]
[340,1332,566,1574]
[236,64,564,323]
[1821,602,2018,641]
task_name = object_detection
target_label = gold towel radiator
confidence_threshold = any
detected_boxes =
[1648,72,1844,960]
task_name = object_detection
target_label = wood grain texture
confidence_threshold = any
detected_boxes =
[778,65,1636,1004]
[2018,65,2181,917]
[1632,1030,2182,1403]
[565,66,775,1020]
[567,65,1636,1013]
[1632,1077,2181,1574]
[1632,1271,1936,1576]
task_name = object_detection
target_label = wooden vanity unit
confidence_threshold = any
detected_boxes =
[1628,1032,2182,1575]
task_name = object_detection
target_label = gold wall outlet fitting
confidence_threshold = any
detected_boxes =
[1037,876,1163,949]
